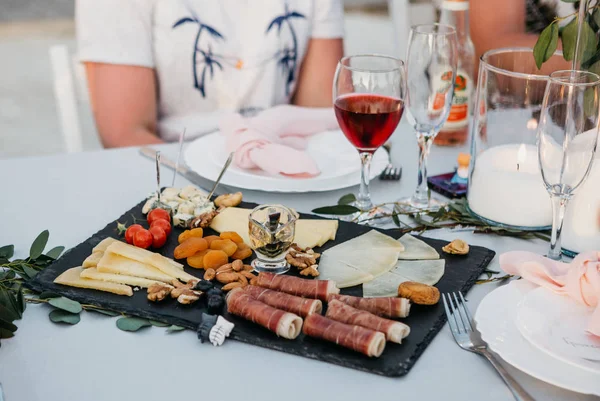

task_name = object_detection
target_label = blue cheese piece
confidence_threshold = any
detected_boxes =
[173,213,195,228]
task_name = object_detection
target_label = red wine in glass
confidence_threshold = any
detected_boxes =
[334,94,404,152]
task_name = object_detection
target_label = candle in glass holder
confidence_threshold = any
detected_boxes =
[467,143,552,228]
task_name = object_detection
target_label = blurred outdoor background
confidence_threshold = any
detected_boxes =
[0,0,438,159]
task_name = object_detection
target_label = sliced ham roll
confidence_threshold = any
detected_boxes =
[328,294,410,318]
[226,288,302,340]
[256,272,339,302]
[244,285,322,317]
[303,314,386,357]
[326,300,410,343]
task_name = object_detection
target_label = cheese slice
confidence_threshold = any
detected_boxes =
[82,251,103,268]
[397,234,440,260]
[96,252,174,283]
[319,230,404,288]
[54,267,133,296]
[92,237,119,254]
[80,268,160,288]
[210,207,252,245]
[106,242,198,282]
[362,259,445,297]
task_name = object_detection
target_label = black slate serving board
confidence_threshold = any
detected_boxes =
[30,199,495,377]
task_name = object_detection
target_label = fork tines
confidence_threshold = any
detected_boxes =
[442,292,474,335]
[379,166,402,181]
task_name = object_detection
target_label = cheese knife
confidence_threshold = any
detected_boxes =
[139,147,214,193]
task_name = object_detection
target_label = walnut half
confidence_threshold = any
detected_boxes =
[190,210,219,229]
[286,244,320,270]
[147,283,174,302]
[171,279,202,304]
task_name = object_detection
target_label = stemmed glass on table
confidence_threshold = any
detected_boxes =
[537,70,600,260]
[333,55,406,225]
[397,24,458,212]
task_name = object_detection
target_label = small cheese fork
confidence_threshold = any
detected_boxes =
[379,142,401,181]
[442,292,535,401]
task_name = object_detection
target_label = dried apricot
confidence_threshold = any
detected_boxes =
[220,231,244,244]
[210,239,238,257]
[178,228,204,244]
[203,235,221,247]
[187,249,209,269]
[174,237,208,259]
[203,250,229,270]
[231,243,253,260]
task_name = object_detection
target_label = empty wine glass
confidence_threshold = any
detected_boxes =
[397,24,458,212]
[538,70,600,260]
[333,55,406,225]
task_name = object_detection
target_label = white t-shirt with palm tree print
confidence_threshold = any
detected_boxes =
[76,0,345,141]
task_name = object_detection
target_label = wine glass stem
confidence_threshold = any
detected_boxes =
[356,152,374,211]
[413,134,434,205]
[548,195,568,260]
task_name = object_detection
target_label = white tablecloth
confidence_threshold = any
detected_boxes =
[0,122,593,401]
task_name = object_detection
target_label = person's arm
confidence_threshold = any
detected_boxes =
[85,63,162,148]
[292,38,343,107]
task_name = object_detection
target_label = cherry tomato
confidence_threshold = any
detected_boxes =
[133,229,153,249]
[149,226,167,248]
[150,219,172,236]
[125,224,144,244]
[147,208,171,225]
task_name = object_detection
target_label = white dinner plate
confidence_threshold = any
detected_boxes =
[516,286,600,372]
[475,280,600,396]
[184,130,388,192]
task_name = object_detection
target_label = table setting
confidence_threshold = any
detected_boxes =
[2,17,600,401]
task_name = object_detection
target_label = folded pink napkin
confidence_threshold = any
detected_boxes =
[500,251,600,337]
[219,105,339,178]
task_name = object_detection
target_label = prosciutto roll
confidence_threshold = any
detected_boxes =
[226,288,302,340]
[326,300,410,343]
[303,314,386,357]
[328,294,411,318]
[256,272,339,301]
[244,285,322,317]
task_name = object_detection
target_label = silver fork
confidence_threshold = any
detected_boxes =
[379,142,402,181]
[442,292,535,401]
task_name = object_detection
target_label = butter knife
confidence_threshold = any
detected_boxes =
[139,147,213,193]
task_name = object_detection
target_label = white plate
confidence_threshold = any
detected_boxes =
[184,130,388,192]
[516,286,600,372]
[475,281,600,396]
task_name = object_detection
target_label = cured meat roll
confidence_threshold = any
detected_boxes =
[226,288,302,340]
[328,294,410,318]
[326,300,410,343]
[244,285,322,317]
[256,272,339,302]
[303,314,386,357]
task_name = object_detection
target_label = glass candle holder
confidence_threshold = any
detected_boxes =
[467,48,569,229]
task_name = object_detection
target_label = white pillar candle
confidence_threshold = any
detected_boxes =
[468,144,552,227]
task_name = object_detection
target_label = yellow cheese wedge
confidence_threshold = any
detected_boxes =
[54,267,133,296]
[80,268,160,288]
[92,237,119,253]
[96,252,174,282]
[210,207,252,245]
[106,242,198,283]
[82,251,103,268]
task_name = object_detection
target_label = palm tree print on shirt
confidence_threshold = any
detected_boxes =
[173,9,225,98]
[266,4,306,95]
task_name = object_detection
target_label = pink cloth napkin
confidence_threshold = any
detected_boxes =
[219,105,339,178]
[500,251,600,337]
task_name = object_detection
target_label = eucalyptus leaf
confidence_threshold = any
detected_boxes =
[49,309,81,325]
[38,291,60,299]
[116,317,151,332]
[48,297,83,314]
[593,7,600,29]
[561,18,578,61]
[29,230,49,260]
[0,245,14,259]
[45,246,65,260]
[87,308,120,317]
[22,265,39,280]
[0,304,19,322]
[0,328,15,339]
[17,288,25,315]
[166,325,186,333]
[311,205,360,215]
[534,23,559,69]
[150,320,170,327]
[337,193,356,205]
[0,317,17,332]
[392,212,401,227]
[4,290,21,319]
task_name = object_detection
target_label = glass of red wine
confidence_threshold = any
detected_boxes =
[397,24,458,212]
[333,55,406,225]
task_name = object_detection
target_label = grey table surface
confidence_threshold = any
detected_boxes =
[0,122,594,401]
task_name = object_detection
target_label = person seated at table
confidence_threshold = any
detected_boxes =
[76,0,344,148]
